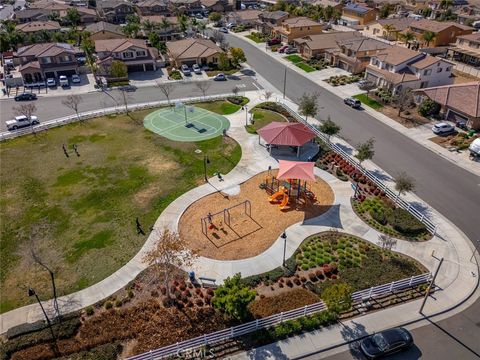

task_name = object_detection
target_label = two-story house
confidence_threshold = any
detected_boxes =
[136,0,170,16]
[408,19,473,47]
[16,42,80,83]
[325,37,390,74]
[14,3,97,24]
[363,17,415,41]
[97,0,136,24]
[365,45,454,93]
[256,10,289,35]
[85,21,125,41]
[454,5,480,26]
[271,17,324,44]
[168,0,203,15]
[447,33,480,67]
[95,38,163,75]
[294,31,362,60]
[140,15,183,41]
[340,3,377,27]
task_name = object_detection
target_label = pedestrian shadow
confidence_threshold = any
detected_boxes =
[243,342,289,359]
[339,320,369,359]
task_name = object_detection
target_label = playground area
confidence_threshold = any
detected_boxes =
[143,104,230,142]
[178,169,334,260]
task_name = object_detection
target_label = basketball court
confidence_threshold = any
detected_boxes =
[144,103,230,142]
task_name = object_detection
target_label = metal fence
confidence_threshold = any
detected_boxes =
[0,93,235,142]
[127,273,431,360]
[277,101,438,235]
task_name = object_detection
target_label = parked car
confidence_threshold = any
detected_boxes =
[71,74,81,84]
[278,45,289,53]
[226,23,235,29]
[181,64,191,76]
[192,64,202,74]
[46,78,56,87]
[344,97,361,109]
[195,13,203,19]
[285,46,298,54]
[213,73,226,81]
[469,138,480,157]
[267,38,281,46]
[219,27,228,33]
[6,115,39,130]
[360,327,413,359]
[432,122,455,135]
[59,75,69,87]
[118,85,137,92]
[358,80,374,89]
[14,93,37,101]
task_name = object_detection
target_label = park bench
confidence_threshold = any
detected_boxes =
[198,276,217,288]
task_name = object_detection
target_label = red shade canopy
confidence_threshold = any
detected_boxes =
[257,122,316,147]
[277,160,316,181]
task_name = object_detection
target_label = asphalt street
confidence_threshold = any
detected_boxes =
[224,34,480,360]
[0,76,260,131]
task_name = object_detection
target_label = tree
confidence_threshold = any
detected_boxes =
[143,229,197,301]
[148,32,160,49]
[109,60,128,78]
[62,95,83,120]
[263,90,273,101]
[355,138,375,166]
[142,19,155,33]
[195,81,211,98]
[382,24,396,40]
[379,4,393,18]
[65,8,80,31]
[210,30,225,45]
[178,14,189,33]
[394,171,415,202]
[155,81,174,105]
[377,234,397,258]
[321,283,352,315]
[399,31,415,46]
[218,52,231,71]
[212,273,256,321]
[362,81,377,98]
[298,92,319,122]
[421,7,433,18]
[422,31,436,47]
[232,85,240,97]
[229,47,246,68]
[391,88,413,117]
[123,21,140,38]
[440,0,453,9]
[319,117,341,140]
[13,103,37,119]
[208,12,222,23]
[418,98,440,117]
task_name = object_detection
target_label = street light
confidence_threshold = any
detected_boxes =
[281,231,287,267]
[28,288,56,343]
[203,154,210,182]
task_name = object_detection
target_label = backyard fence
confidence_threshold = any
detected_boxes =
[127,273,431,360]
[277,101,438,235]
[0,93,235,142]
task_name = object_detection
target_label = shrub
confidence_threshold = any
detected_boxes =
[321,283,353,314]
[227,96,248,106]
[212,273,256,321]
[85,306,94,316]
[128,290,134,298]
[115,300,123,307]
[160,286,167,295]
[387,208,427,236]
[418,98,440,117]
[105,301,113,310]
[6,320,46,340]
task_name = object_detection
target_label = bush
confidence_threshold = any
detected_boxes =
[227,96,248,106]
[85,306,95,316]
[212,273,256,321]
[418,98,440,117]
[115,300,123,307]
[105,301,113,309]
[128,290,134,298]
[248,288,318,318]
[6,320,46,340]
[387,208,427,236]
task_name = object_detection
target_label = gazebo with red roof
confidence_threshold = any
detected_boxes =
[257,122,316,157]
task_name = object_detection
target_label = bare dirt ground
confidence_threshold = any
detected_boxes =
[179,171,334,260]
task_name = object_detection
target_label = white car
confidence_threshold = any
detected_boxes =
[432,122,455,135]
[59,75,69,87]
[192,64,202,74]
[181,64,191,76]
[46,78,56,87]
[71,74,81,84]
[6,115,39,131]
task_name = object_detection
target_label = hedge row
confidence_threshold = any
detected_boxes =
[241,257,296,288]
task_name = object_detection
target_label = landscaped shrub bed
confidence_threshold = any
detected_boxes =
[374,88,393,103]
[254,102,297,122]
[245,32,269,43]
[306,58,329,70]
[326,75,361,86]
[226,96,249,106]
[248,288,319,318]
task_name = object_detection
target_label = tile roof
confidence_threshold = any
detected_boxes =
[338,37,390,52]
[166,38,223,60]
[230,10,262,21]
[409,55,443,69]
[137,0,168,6]
[85,21,123,35]
[343,3,374,14]
[409,19,473,33]
[95,38,149,52]
[17,43,76,57]
[19,61,41,71]
[140,15,179,25]
[457,32,480,43]
[376,17,415,32]
[259,10,289,20]
[294,31,361,50]
[374,45,422,65]
[415,82,480,117]
[97,0,132,9]
[16,21,60,32]
[367,65,418,84]
[283,17,321,28]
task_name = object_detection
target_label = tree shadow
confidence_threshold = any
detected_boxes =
[369,169,392,182]
[339,320,370,360]
[240,69,256,77]
[243,341,289,359]
[333,142,354,155]
[302,204,342,228]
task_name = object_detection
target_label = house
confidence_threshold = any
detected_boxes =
[447,33,480,67]
[200,0,231,13]
[363,17,415,41]
[166,38,223,67]
[85,21,125,41]
[408,19,473,47]
[325,36,390,74]
[13,9,51,23]
[168,0,203,15]
[14,2,97,24]
[256,10,289,34]
[95,38,163,74]
[16,21,61,36]
[97,0,135,24]
[310,0,343,12]
[271,17,324,44]
[454,5,480,26]
[294,31,362,60]
[16,42,80,83]
[140,16,182,41]
[340,3,377,26]
[136,0,169,16]
[227,10,262,27]
[414,82,480,129]
[365,45,454,93]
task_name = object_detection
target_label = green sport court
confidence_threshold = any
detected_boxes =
[144,105,230,142]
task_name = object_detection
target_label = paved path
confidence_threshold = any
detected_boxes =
[1,91,477,342]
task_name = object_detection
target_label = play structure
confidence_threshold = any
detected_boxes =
[201,200,252,237]
[263,160,317,210]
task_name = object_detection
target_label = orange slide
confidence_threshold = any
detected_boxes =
[279,193,289,210]
[268,186,287,202]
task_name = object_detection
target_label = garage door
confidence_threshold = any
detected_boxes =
[127,64,153,72]
[57,70,76,77]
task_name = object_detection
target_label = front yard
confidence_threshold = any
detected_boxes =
[284,54,316,73]
[246,32,268,43]
[354,94,383,110]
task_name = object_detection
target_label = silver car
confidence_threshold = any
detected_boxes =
[6,115,39,130]
[432,122,454,135]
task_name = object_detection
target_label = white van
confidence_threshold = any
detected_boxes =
[469,138,480,156]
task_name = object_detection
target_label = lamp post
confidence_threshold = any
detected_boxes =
[245,104,248,126]
[282,67,287,99]
[28,288,56,343]
[281,231,287,267]
[203,154,210,182]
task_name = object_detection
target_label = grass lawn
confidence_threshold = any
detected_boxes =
[285,55,304,63]
[196,100,241,115]
[295,62,316,73]
[0,107,241,313]
[245,108,288,134]
[246,33,265,43]
[205,69,238,77]
[354,94,383,110]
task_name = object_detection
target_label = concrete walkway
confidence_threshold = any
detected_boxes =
[0,91,477,346]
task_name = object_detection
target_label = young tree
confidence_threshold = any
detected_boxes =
[109,60,128,78]
[298,92,319,122]
[148,32,160,49]
[212,273,256,321]
[377,234,398,252]
[355,138,375,166]
[65,8,81,31]
[62,94,83,120]
[263,90,273,101]
[321,283,352,315]
[229,47,246,68]
[142,19,155,33]
[422,31,436,47]
[210,29,225,44]
[232,85,240,97]
[382,24,396,39]
[391,88,413,117]
[178,14,189,33]
[13,103,37,119]
[143,229,197,301]
[362,81,377,98]
[394,171,415,202]
[218,52,231,71]
[155,81,174,106]
[195,81,211,98]
[319,117,341,140]
[399,31,415,46]
[208,12,222,24]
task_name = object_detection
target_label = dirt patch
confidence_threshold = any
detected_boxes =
[378,105,431,128]
[179,171,334,260]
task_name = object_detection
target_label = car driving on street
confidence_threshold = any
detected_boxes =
[213,73,226,81]
[14,93,37,101]
[344,97,361,109]
[6,115,40,130]
[360,327,413,359]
